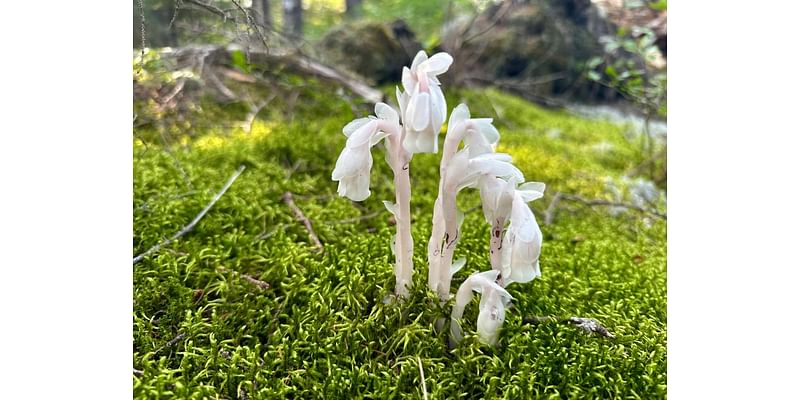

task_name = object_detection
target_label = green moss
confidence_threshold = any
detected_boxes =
[134,86,666,398]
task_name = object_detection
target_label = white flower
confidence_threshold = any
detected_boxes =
[443,150,524,194]
[399,51,453,154]
[445,103,500,158]
[331,103,400,201]
[450,270,514,346]
[500,189,545,285]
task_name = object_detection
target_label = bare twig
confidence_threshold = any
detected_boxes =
[417,356,428,400]
[282,192,324,252]
[218,266,271,290]
[462,0,513,44]
[133,368,144,377]
[566,317,615,339]
[241,274,270,290]
[560,193,666,220]
[242,94,277,133]
[152,333,187,358]
[133,165,246,265]
[324,211,382,225]
[543,191,563,226]
[183,0,226,18]
[523,315,615,339]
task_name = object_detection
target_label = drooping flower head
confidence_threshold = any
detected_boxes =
[451,269,514,346]
[444,103,500,159]
[500,186,545,285]
[443,150,524,194]
[397,51,453,154]
[331,103,400,201]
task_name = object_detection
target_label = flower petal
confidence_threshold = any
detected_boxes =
[345,120,378,148]
[375,102,399,124]
[451,258,466,277]
[411,92,431,131]
[472,118,500,145]
[401,67,415,93]
[448,103,470,132]
[410,50,428,72]
[509,191,538,242]
[414,127,437,153]
[343,117,373,137]
[518,181,546,202]
[421,52,453,76]
[383,200,397,216]
[430,84,447,131]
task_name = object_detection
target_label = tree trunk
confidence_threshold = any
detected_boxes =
[283,0,303,39]
[345,0,362,18]
[251,0,272,28]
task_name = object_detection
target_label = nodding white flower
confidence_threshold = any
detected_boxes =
[445,103,500,158]
[451,270,514,346]
[478,176,545,285]
[443,150,524,194]
[331,103,400,201]
[500,188,545,285]
[399,51,453,154]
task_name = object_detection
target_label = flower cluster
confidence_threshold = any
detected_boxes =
[332,50,546,346]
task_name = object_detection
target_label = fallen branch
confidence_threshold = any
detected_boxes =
[133,165,246,265]
[282,192,323,253]
[523,315,615,339]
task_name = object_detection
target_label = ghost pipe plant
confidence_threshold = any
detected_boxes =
[332,51,453,298]
[332,50,547,346]
[450,270,513,347]
[427,104,510,302]
[479,177,546,287]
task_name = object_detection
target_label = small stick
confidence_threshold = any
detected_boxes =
[523,315,615,339]
[133,165,246,265]
[218,266,270,290]
[241,274,270,290]
[152,333,187,358]
[133,368,144,377]
[560,193,666,220]
[324,211,382,225]
[417,356,428,400]
[282,192,324,252]
[543,191,563,225]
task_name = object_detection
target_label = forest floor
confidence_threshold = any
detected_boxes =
[133,67,667,398]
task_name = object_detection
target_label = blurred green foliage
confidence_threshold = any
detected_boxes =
[585,2,667,118]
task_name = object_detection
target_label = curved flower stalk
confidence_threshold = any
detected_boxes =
[478,177,545,286]
[399,51,453,154]
[450,270,513,347]
[428,104,502,297]
[332,102,414,297]
[430,149,523,302]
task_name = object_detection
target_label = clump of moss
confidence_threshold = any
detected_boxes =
[134,86,666,398]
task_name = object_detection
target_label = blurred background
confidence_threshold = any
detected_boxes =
[133,0,667,121]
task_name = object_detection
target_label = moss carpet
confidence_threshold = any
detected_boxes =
[133,87,666,399]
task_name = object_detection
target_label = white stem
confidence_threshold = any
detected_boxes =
[385,123,413,298]
[437,187,460,301]
[489,217,506,286]
[427,196,444,292]
[428,132,462,301]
